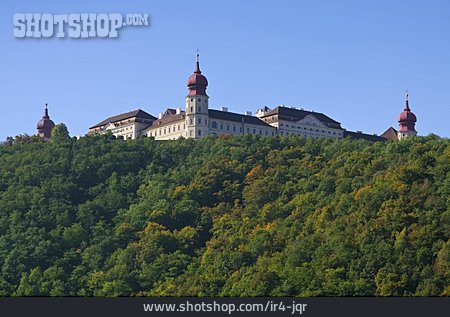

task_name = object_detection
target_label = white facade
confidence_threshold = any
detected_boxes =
[146,109,277,140]
[186,95,210,139]
[103,121,150,140]
[88,110,155,139]
[397,130,417,140]
[148,119,186,140]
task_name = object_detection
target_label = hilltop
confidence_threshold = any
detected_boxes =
[0,134,448,296]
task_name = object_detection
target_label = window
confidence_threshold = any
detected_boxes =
[189,130,193,136]
[198,106,202,112]
[191,98,193,102]
[227,125,230,131]
[211,121,217,129]
[252,128,256,134]
[233,125,236,132]
[198,98,201,102]
[198,118,202,124]
[246,128,250,133]
[164,128,166,134]
[240,127,243,132]
[190,118,193,125]
[198,129,201,136]
[178,125,180,131]
[205,119,207,125]
[265,131,268,135]
[259,130,262,135]
[220,124,223,130]
[272,132,274,136]
[168,127,171,133]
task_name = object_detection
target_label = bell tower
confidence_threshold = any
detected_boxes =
[185,52,209,139]
[397,92,418,140]
[36,102,55,141]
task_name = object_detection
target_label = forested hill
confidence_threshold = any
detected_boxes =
[0,134,448,296]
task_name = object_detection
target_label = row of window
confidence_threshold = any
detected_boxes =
[189,106,202,113]
[210,121,277,136]
[115,126,133,133]
[187,98,207,113]
[279,124,342,137]
[189,98,204,102]
[210,121,240,132]
[189,117,208,125]
[279,130,342,138]
[148,123,186,137]
[187,127,275,137]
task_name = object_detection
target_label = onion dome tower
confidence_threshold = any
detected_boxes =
[397,92,417,140]
[185,51,209,139]
[187,52,208,96]
[37,102,55,141]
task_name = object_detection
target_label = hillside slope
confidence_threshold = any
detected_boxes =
[0,134,448,296]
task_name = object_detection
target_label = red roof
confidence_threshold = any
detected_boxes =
[398,94,417,132]
[187,53,208,96]
[37,103,55,130]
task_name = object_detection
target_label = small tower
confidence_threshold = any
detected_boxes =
[36,102,55,141]
[185,51,209,139]
[397,92,417,140]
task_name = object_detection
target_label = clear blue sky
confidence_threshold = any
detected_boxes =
[1,0,449,139]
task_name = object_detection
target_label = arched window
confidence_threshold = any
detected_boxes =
[211,121,217,129]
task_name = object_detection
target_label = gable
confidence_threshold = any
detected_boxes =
[295,114,328,128]
[105,123,116,130]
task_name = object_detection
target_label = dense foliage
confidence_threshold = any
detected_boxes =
[0,133,448,296]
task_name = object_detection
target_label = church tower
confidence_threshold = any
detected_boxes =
[36,102,55,141]
[397,92,417,140]
[185,52,209,139]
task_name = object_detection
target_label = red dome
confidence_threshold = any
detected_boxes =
[187,54,208,96]
[398,110,417,123]
[397,94,417,132]
[37,117,55,129]
[36,103,55,139]
[187,72,208,87]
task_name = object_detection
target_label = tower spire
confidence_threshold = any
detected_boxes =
[195,49,201,74]
[397,91,417,139]
[405,90,410,111]
[37,101,55,141]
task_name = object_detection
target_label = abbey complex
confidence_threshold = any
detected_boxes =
[37,54,418,142]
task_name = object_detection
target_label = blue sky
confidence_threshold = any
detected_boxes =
[1,0,449,139]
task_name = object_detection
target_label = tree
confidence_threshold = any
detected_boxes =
[51,123,70,141]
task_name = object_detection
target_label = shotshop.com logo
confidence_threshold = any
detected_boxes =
[13,13,149,38]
